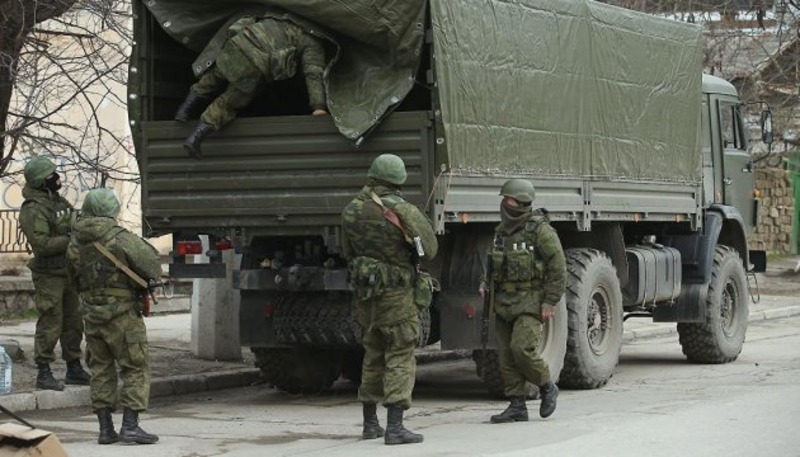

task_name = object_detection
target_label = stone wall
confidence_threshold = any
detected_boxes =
[750,167,796,253]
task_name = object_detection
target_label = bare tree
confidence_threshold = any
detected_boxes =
[0,0,134,188]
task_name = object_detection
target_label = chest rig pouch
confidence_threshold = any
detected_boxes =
[348,256,388,302]
[490,232,544,288]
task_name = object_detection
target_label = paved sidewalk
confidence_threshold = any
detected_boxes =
[1,255,799,414]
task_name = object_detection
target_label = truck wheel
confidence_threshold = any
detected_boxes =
[252,347,341,394]
[677,246,748,363]
[418,307,432,347]
[471,297,567,398]
[472,350,505,398]
[273,291,360,347]
[560,248,623,389]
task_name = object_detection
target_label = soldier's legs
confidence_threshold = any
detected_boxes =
[60,283,83,362]
[381,319,418,408]
[115,312,151,411]
[358,327,385,405]
[85,322,119,411]
[190,69,227,98]
[32,273,64,365]
[509,314,550,387]
[199,75,261,130]
[495,316,527,397]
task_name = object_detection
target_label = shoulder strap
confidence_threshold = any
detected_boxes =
[369,191,413,244]
[92,241,148,289]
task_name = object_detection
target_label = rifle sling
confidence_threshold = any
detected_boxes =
[92,241,148,289]
[369,191,413,244]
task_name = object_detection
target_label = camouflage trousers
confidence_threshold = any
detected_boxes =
[357,317,419,408]
[84,308,150,412]
[32,272,83,365]
[495,314,550,397]
[192,46,269,130]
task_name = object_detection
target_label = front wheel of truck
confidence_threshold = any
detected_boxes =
[560,248,624,389]
[677,245,749,363]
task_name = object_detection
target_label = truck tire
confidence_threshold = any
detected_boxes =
[273,291,361,347]
[560,248,623,389]
[252,347,341,394]
[471,297,567,398]
[677,245,748,363]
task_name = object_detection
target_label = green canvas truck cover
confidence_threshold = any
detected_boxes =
[138,0,426,141]
[140,0,702,185]
[430,0,704,184]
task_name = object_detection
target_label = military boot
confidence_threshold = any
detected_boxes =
[174,93,208,122]
[65,359,91,385]
[36,363,64,391]
[96,408,120,445]
[119,407,159,445]
[384,405,423,445]
[183,122,215,160]
[361,403,385,440]
[538,382,559,418]
[490,396,528,423]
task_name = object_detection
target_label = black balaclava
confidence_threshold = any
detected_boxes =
[44,172,62,192]
[499,199,531,235]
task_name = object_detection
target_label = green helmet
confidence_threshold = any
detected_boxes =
[367,153,407,185]
[23,157,57,188]
[82,188,121,218]
[500,178,535,204]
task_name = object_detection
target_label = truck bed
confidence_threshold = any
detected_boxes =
[140,111,434,237]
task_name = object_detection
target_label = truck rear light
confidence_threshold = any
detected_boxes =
[464,303,477,318]
[215,240,233,251]
[176,241,203,256]
[264,303,275,318]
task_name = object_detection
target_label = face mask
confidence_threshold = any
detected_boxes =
[44,172,62,192]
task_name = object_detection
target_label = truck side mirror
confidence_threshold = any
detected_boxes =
[761,109,774,144]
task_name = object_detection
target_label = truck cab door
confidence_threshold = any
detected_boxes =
[718,98,755,233]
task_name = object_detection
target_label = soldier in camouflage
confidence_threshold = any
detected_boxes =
[19,156,91,391]
[175,15,328,159]
[341,153,438,445]
[485,179,566,423]
[66,188,162,445]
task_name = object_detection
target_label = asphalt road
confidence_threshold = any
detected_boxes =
[15,316,800,457]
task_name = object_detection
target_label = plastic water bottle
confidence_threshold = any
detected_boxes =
[0,345,12,395]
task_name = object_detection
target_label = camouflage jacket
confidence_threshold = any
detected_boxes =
[66,216,162,323]
[19,186,75,275]
[225,16,326,109]
[341,183,438,326]
[490,211,566,321]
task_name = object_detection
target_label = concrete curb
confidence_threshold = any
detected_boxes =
[0,368,261,414]
[3,305,799,414]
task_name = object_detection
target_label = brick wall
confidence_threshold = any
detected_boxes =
[750,167,796,253]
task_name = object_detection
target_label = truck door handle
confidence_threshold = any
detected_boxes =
[723,177,733,185]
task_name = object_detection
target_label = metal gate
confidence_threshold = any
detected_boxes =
[0,209,28,253]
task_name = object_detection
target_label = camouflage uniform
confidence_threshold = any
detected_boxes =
[488,178,565,422]
[490,210,566,391]
[19,157,89,391]
[341,153,437,445]
[190,16,326,130]
[66,188,162,445]
[20,186,81,364]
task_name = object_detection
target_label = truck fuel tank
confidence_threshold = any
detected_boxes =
[622,245,682,307]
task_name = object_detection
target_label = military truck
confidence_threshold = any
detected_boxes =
[129,0,772,395]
